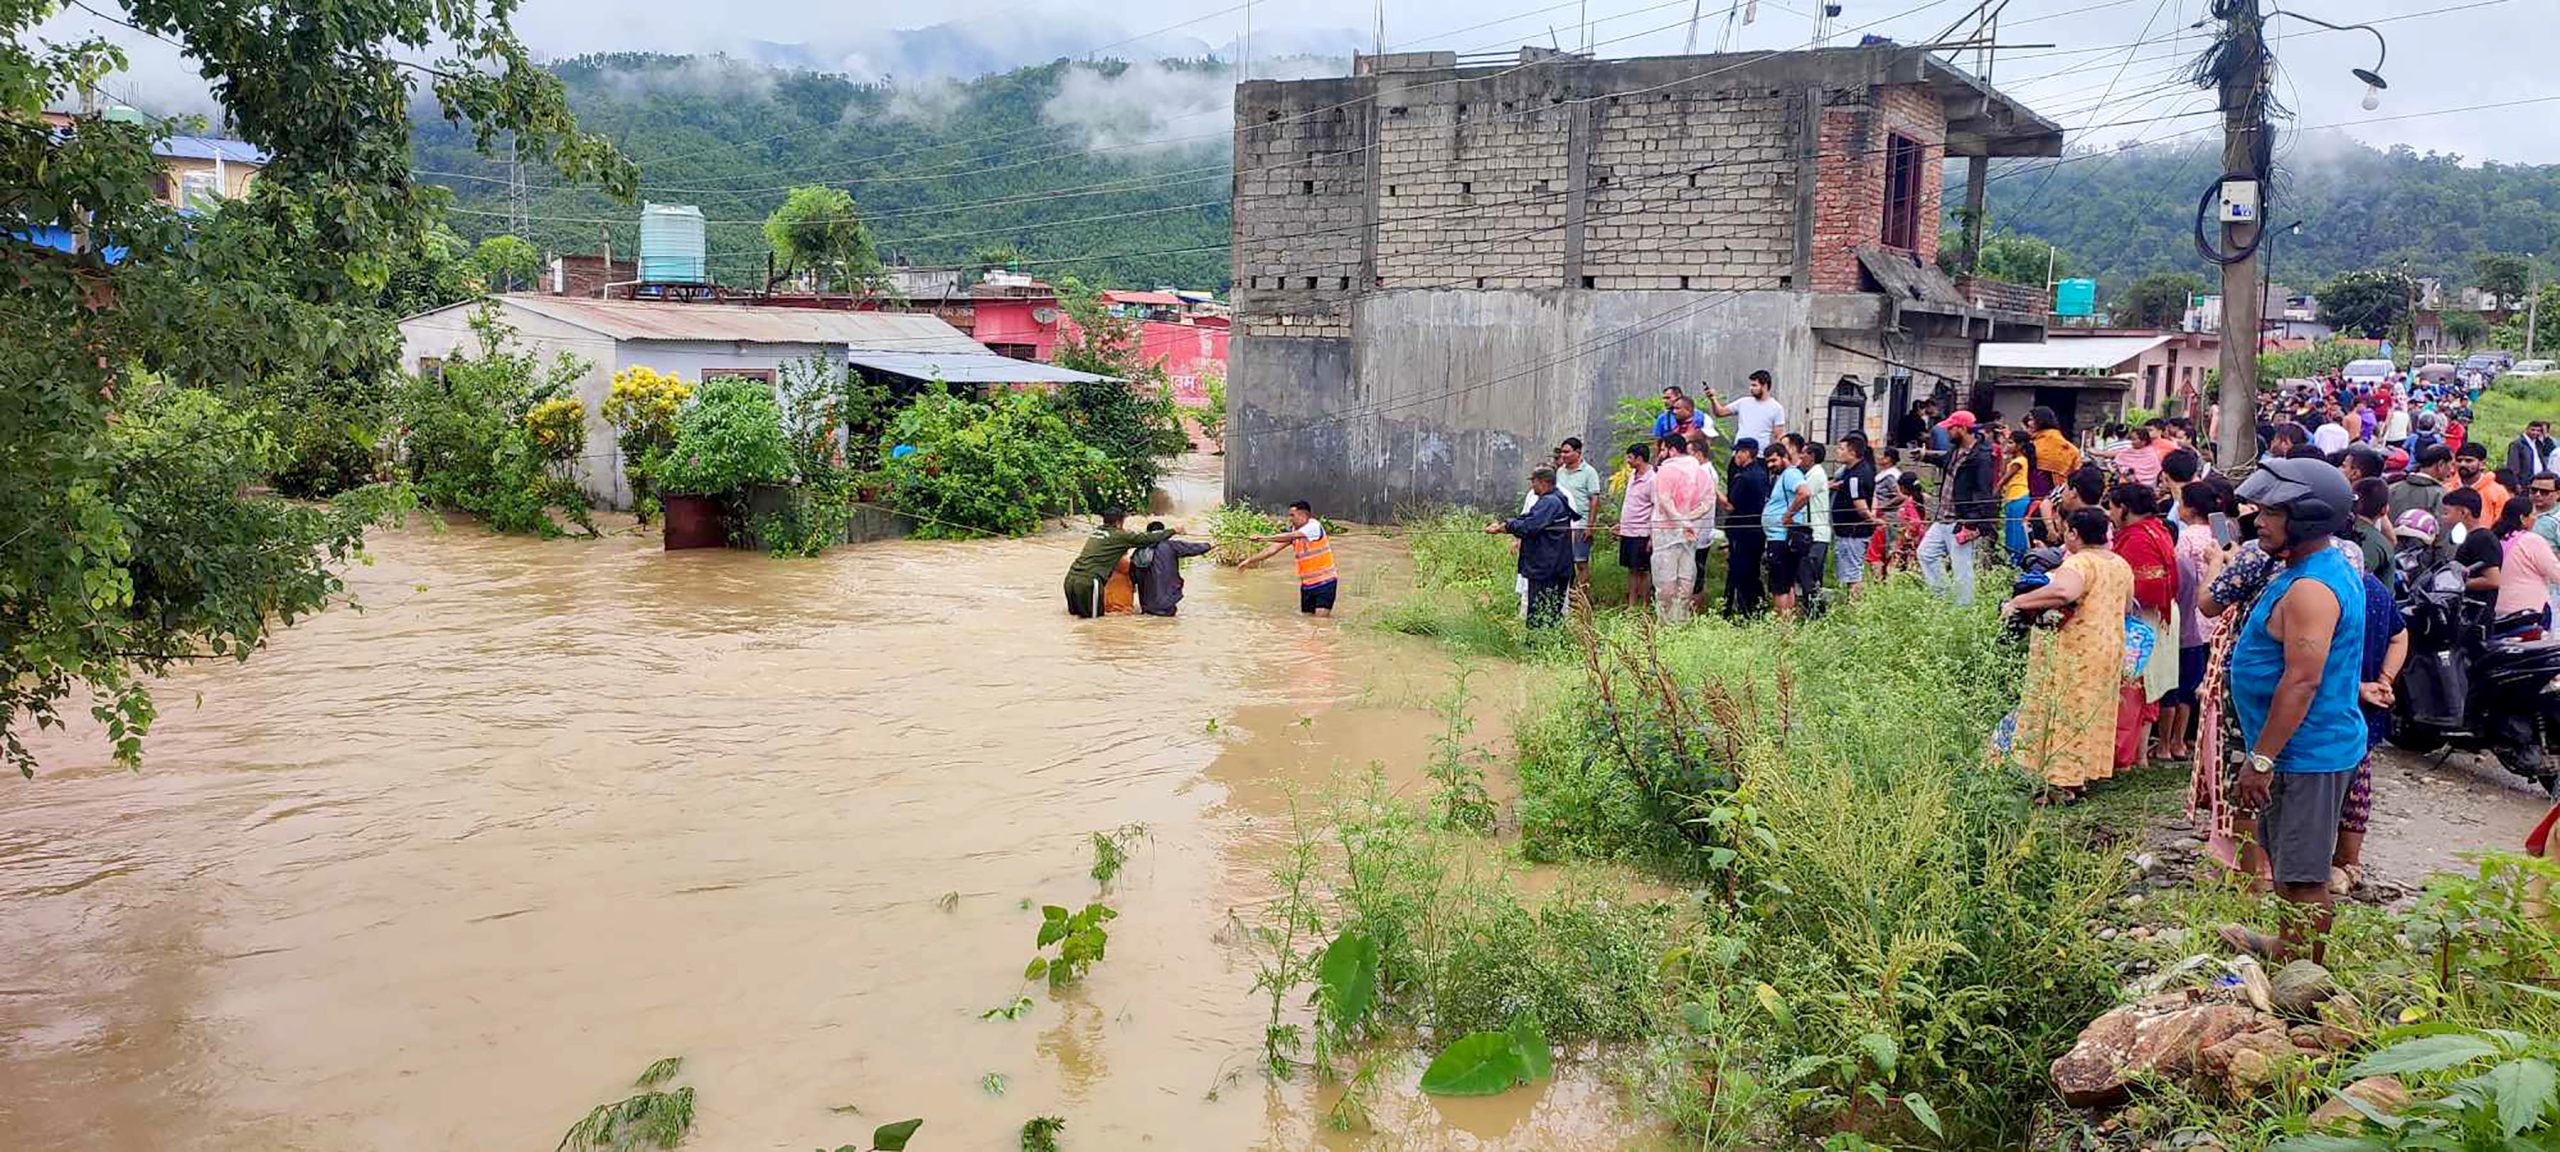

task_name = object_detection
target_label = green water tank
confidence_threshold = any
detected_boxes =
[638,202,706,285]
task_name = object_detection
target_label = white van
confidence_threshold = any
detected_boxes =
[2341,358,2396,385]
[2509,359,2554,377]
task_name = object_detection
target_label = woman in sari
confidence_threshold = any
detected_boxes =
[2001,506,2136,802]
[2026,406,2085,501]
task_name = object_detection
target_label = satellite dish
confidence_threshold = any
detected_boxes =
[1032,306,1061,324]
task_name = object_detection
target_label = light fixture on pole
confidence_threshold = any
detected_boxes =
[2269,8,2388,108]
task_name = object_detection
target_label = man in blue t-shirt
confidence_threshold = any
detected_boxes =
[2222,458,2366,965]
[1760,446,1806,617]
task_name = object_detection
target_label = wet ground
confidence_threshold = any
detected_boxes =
[0,475,1651,1151]
[2354,746,2551,897]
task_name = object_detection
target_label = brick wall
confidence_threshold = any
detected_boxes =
[1371,71,1573,289]
[1577,87,1798,291]
[1809,83,1947,294]
[1231,77,1373,339]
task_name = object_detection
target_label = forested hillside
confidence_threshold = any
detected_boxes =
[1973,131,2560,294]
[414,53,1248,290]
[416,53,2560,298]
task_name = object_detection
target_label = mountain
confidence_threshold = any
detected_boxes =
[415,54,2560,299]
[413,53,1287,292]
[1970,130,2560,296]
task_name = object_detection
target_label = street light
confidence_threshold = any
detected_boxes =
[2269,8,2389,108]
[2264,220,2304,347]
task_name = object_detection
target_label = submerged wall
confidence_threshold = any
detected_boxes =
[1229,287,1818,521]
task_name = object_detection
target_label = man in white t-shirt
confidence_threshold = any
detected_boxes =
[1553,437,1605,588]
[1706,369,1787,450]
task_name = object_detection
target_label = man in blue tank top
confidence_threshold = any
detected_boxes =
[2221,458,2367,965]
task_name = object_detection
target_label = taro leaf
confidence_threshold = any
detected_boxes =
[871,1117,924,1150]
[1036,907,1071,947]
[2468,1057,2558,1138]
[1901,1092,1943,1138]
[1506,1017,1552,1082]
[1418,1031,1529,1096]
[1316,931,1380,1027]
[2346,1033,2502,1077]
[1024,957,1049,982]
[1855,1033,1898,1080]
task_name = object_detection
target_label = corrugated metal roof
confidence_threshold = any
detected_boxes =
[159,135,268,164]
[846,350,1118,385]
[1102,290,1185,307]
[1977,335,2175,372]
[500,296,984,351]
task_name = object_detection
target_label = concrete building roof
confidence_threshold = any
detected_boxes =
[494,296,985,351]
[1977,334,2175,372]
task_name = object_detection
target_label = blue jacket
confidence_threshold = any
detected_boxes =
[1504,490,1581,582]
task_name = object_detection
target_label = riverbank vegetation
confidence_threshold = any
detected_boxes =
[1291,570,2559,1149]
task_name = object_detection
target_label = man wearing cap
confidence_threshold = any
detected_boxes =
[1914,409,1996,606]
[2220,458,2367,965]
[2389,444,2455,535]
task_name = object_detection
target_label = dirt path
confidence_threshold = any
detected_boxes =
[2356,746,2554,897]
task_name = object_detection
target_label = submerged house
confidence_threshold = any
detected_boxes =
[1227,43,2065,519]
[397,294,1111,509]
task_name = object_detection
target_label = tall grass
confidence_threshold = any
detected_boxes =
[2473,373,2560,457]
[1203,502,1285,566]
[1505,582,2121,1146]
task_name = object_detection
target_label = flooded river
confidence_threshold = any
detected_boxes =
[0,475,1650,1150]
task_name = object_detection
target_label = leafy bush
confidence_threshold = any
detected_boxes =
[601,365,690,520]
[1502,582,2116,1146]
[522,396,587,462]
[1050,275,1190,507]
[656,376,794,497]
[1205,501,1284,565]
[1198,367,1227,444]
[881,388,1109,537]
[268,379,388,498]
[390,309,596,537]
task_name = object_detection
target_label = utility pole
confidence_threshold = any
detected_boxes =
[2529,256,2541,359]
[2212,5,2269,469]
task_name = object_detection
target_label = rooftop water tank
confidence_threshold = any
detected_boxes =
[637,202,706,285]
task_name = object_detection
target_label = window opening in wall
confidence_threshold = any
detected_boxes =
[1460,181,1473,194]
[1581,275,1597,289]
[1337,277,1349,290]
[704,368,777,385]
[1303,276,1317,289]
[1301,179,1315,195]
[1475,278,1486,289]
[1534,179,1550,193]
[1680,276,1691,290]
[1881,132,1924,250]
[1388,185,1398,196]
[416,356,444,380]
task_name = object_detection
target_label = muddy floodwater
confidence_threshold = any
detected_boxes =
[0,478,1655,1150]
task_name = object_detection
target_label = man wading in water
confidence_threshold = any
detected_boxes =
[1238,500,1341,617]
[1063,509,1178,619]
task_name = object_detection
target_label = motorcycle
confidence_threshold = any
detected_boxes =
[2387,552,2560,796]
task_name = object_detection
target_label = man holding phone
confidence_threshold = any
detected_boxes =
[1915,410,1995,605]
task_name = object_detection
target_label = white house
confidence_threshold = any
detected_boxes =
[398,294,1110,509]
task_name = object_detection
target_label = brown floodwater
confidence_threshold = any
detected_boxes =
[0,473,1654,1151]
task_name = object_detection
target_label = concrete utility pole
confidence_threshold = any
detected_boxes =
[2213,6,2268,469]
[2529,256,2541,359]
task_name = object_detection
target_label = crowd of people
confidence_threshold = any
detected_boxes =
[1528,368,2558,963]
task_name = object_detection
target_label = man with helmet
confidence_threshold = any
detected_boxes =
[2220,457,2368,965]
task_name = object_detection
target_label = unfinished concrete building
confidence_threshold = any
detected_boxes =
[1227,44,2065,520]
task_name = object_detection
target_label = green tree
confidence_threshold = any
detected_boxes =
[763,184,882,292]
[2115,272,2207,330]
[1974,230,2065,286]
[2317,269,2415,339]
[0,1,630,776]
[2444,310,2489,350]
[472,233,541,293]
[2474,252,2532,307]
[1049,275,1188,509]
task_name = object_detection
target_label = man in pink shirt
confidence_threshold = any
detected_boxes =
[1616,442,1656,609]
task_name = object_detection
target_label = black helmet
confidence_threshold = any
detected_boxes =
[2235,456,2353,552]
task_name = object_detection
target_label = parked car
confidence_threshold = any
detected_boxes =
[2509,359,2555,377]
[2342,358,2396,386]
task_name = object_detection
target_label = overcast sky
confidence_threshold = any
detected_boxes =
[36,0,2558,164]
